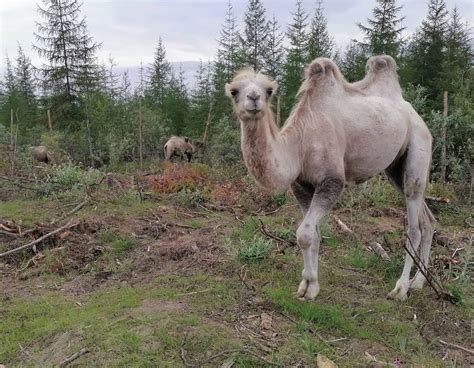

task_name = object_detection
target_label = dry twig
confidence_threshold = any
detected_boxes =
[439,339,474,355]
[258,219,296,251]
[333,216,353,234]
[369,242,390,261]
[51,200,89,225]
[58,348,89,367]
[402,231,457,304]
[0,220,80,258]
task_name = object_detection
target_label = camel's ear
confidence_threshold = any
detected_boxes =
[225,83,234,98]
[267,81,278,98]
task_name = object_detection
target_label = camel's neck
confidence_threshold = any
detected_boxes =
[240,109,301,190]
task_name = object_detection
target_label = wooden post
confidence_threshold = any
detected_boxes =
[440,91,448,182]
[138,99,143,169]
[47,109,53,132]
[276,95,281,127]
[202,102,213,145]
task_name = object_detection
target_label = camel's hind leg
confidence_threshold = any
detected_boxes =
[291,177,344,300]
[409,202,436,289]
[387,135,433,301]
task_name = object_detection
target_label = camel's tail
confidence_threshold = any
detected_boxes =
[163,144,168,160]
[421,201,437,227]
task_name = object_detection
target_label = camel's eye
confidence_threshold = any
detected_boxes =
[266,88,273,97]
[230,89,239,96]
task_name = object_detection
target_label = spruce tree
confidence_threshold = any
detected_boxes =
[358,0,405,56]
[240,0,270,71]
[147,37,171,107]
[281,0,309,118]
[212,1,241,120]
[264,15,285,81]
[15,44,36,108]
[14,44,38,128]
[190,61,212,137]
[307,0,334,60]
[216,0,241,81]
[340,40,369,82]
[0,55,20,130]
[405,0,449,108]
[440,7,472,99]
[34,0,101,102]
[162,66,189,135]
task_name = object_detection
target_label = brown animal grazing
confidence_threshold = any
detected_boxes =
[225,57,434,301]
[163,136,196,162]
[31,146,52,163]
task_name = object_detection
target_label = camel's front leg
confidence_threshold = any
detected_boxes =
[295,178,344,300]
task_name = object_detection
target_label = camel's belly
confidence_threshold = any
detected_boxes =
[343,123,408,183]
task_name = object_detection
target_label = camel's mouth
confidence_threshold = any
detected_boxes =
[246,108,261,114]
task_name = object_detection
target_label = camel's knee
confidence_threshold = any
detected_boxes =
[296,223,318,249]
[404,177,425,199]
[407,227,421,249]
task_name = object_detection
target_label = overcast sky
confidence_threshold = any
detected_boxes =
[1,0,472,70]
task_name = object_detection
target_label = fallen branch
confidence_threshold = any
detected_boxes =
[258,219,296,250]
[402,231,456,304]
[365,351,397,367]
[197,348,281,367]
[238,266,256,291]
[59,348,89,367]
[425,196,450,204]
[325,337,348,343]
[171,223,195,230]
[51,200,88,225]
[439,339,474,355]
[0,175,42,191]
[0,220,80,258]
[333,216,353,234]
[369,242,390,261]
[350,309,374,320]
[0,229,20,238]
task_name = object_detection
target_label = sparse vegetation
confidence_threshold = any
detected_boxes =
[0,163,471,366]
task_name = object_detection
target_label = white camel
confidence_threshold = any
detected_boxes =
[225,56,435,301]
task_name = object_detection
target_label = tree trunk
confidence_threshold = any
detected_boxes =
[202,102,213,144]
[47,109,53,132]
[10,109,14,151]
[440,91,448,182]
[138,99,143,169]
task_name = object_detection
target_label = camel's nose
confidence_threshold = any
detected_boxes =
[247,91,260,101]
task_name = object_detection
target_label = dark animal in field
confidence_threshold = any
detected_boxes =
[31,146,53,163]
[225,55,435,301]
[163,136,196,162]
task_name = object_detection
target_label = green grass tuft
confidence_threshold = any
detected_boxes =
[236,236,272,263]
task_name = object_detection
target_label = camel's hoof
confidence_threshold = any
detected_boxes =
[297,279,320,300]
[387,284,408,301]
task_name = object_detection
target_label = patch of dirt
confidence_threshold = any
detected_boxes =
[348,340,392,361]
[14,331,84,367]
[113,226,228,286]
[133,299,187,315]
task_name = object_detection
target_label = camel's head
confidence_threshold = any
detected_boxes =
[225,69,277,121]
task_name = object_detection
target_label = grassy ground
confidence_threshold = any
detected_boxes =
[0,161,472,367]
